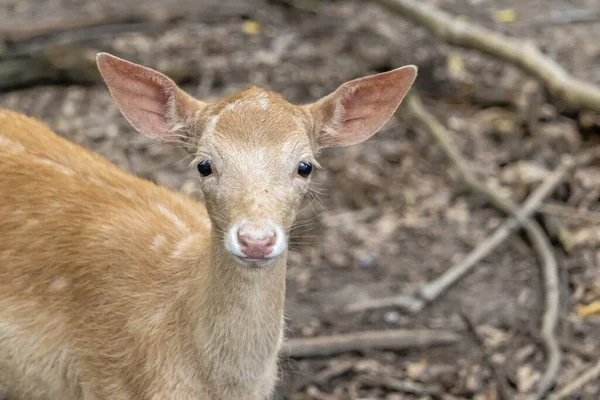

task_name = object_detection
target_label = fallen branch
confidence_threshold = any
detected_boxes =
[0,3,254,91]
[0,44,198,92]
[0,2,256,44]
[3,22,165,59]
[374,0,600,113]
[0,10,175,44]
[548,358,600,400]
[0,46,101,90]
[279,329,458,358]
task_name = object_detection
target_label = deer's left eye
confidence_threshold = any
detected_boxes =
[297,162,312,178]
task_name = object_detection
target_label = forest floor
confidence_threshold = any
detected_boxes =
[1,0,600,398]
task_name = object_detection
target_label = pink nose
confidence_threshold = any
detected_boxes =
[237,231,276,259]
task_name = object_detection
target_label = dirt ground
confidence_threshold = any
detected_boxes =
[1,0,600,398]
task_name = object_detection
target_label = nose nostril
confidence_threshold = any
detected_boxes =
[237,231,249,247]
[264,234,276,247]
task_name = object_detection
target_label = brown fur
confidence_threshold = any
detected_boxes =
[0,54,416,400]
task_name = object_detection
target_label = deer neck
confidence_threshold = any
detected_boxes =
[186,233,287,386]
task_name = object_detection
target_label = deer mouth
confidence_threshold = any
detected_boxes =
[234,255,276,268]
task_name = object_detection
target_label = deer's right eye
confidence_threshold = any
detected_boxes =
[197,161,213,177]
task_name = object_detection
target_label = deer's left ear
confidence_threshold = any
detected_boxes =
[308,65,417,149]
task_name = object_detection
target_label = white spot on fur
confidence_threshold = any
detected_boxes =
[89,177,136,199]
[151,234,167,251]
[203,91,271,140]
[223,92,270,114]
[203,114,221,137]
[0,249,15,259]
[148,307,167,326]
[18,219,38,231]
[117,187,136,199]
[33,158,74,176]
[49,277,69,292]
[154,203,189,233]
[0,135,25,152]
[82,152,96,163]
[170,234,199,259]
[255,92,269,109]
[174,196,210,226]
[88,176,107,188]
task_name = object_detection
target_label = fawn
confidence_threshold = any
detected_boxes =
[0,53,416,399]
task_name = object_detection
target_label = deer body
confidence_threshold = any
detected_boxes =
[0,109,284,399]
[0,54,416,399]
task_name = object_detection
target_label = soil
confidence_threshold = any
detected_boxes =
[1,0,600,398]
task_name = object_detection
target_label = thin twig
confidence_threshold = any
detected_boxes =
[279,329,458,358]
[548,358,600,400]
[460,311,512,400]
[374,0,600,112]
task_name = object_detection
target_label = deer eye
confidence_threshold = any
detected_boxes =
[197,161,213,177]
[297,162,312,178]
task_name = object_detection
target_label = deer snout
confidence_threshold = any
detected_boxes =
[237,229,276,259]
[225,220,286,264]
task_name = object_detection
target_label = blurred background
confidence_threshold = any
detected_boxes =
[1,0,600,398]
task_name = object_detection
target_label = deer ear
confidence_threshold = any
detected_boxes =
[97,52,205,142]
[309,65,417,149]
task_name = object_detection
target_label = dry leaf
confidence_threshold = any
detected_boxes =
[405,359,428,380]
[570,226,600,249]
[447,54,465,75]
[475,107,521,137]
[500,161,549,186]
[535,120,581,152]
[494,9,516,23]
[516,364,539,393]
[574,167,600,189]
[242,20,261,35]
[478,325,510,348]
[576,300,600,317]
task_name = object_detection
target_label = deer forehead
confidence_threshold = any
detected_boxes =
[200,88,312,161]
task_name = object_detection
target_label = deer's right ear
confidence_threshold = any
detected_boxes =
[97,53,206,142]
